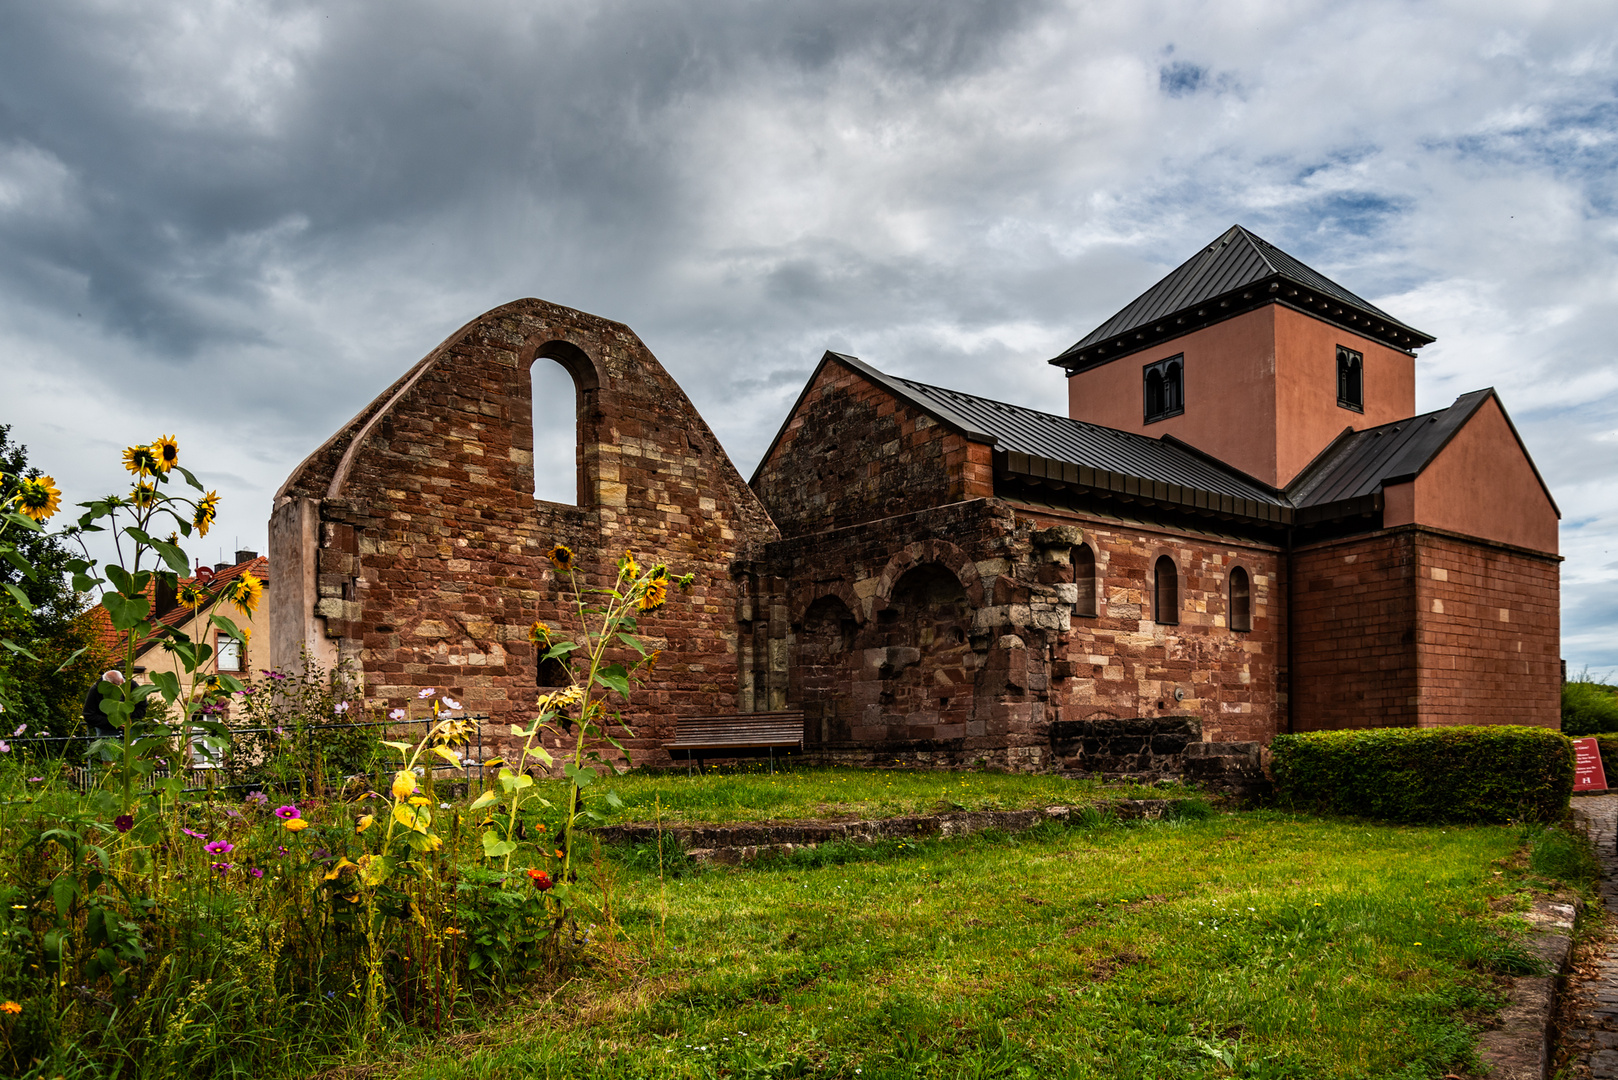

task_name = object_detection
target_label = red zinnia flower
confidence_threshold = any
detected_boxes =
[526,868,553,891]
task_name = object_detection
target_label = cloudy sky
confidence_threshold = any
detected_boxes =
[1,0,1614,670]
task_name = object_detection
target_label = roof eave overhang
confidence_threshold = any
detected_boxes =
[994,449,1294,527]
[1049,278,1436,373]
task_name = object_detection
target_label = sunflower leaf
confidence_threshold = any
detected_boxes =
[174,465,205,492]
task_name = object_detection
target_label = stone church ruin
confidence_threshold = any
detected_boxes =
[270,227,1561,783]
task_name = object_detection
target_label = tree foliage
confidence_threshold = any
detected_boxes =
[0,424,107,730]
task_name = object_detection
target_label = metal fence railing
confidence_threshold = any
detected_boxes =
[2,716,488,796]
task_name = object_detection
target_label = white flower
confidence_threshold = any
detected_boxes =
[334,701,350,714]
[12,724,24,736]
[439,802,450,809]
[442,697,462,710]
[389,708,405,721]
[0,741,9,753]
[418,688,435,698]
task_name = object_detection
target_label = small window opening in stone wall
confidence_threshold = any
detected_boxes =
[1336,346,1363,412]
[1229,565,1251,632]
[1072,543,1097,617]
[531,358,579,504]
[1153,555,1179,625]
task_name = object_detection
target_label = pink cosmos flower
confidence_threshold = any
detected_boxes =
[418,688,435,698]
[274,805,300,820]
[442,697,462,710]
[210,862,233,876]
[334,701,349,714]
[204,840,235,855]
[248,866,264,879]
[389,709,405,721]
[113,815,134,832]
[182,828,208,841]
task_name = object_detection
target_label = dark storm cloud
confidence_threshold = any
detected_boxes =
[0,0,1615,666]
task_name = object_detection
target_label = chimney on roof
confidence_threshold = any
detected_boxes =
[214,562,232,573]
[235,550,258,564]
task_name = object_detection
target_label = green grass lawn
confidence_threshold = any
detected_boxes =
[391,798,1573,1080]
[534,766,1191,826]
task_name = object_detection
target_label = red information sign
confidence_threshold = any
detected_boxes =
[1574,736,1608,793]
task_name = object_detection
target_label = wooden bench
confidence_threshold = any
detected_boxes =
[663,712,805,773]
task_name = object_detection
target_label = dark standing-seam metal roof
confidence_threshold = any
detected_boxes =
[830,355,1288,509]
[1049,225,1435,370]
[1287,391,1491,508]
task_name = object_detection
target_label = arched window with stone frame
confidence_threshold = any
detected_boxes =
[1229,564,1252,633]
[1072,543,1097,617]
[1152,555,1179,625]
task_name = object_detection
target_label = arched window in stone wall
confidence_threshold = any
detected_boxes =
[1153,555,1179,625]
[1229,565,1252,633]
[1072,543,1097,617]
[531,357,579,505]
[797,595,859,746]
[877,564,975,738]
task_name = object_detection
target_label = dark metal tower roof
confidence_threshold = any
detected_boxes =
[1049,225,1435,372]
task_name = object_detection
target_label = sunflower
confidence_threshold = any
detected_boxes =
[528,620,551,646]
[619,549,639,581]
[193,491,220,537]
[130,481,158,508]
[15,475,61,524]
[637,577,668,612]
[229,571,263,616]
[547,543,574,572]
[177,581,210,609]
[151,435,179,474]
[122,445,158,476]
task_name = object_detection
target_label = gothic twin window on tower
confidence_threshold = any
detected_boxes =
[1336,346,1364,412]
[1143,356,1184,423]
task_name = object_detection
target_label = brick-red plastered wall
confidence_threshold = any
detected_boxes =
[1413,531,1560,728]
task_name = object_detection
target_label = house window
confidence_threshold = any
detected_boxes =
[1072,544,1097,617]
[216,634,242,672]
[1152,556,1179,625]
[1336,346,1363,412]
[1229,566,1252,633]
[1143,356,1184,423]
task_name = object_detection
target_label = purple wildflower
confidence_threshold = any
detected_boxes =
[113,815,134,833]
[204,840,235,855]
[274,805,300,820]
[247,866,264,879]
[11,724,24,736]
[181,828,208,841]
[210,862,233,876]
[245,791,268,807]
[27,777,42,783]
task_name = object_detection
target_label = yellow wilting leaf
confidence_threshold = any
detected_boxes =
[392,770,417,800]
[323,857,357,881]
[392,804,418,831]
[433,745,461,766]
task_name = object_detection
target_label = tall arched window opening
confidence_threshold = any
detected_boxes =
[1337,346,1363,411]
[1229,565,1251,632]
[531,358,579,504]
[1153,555,1179,625]
[1072,544,1097,617]
[1143,356,1184,423]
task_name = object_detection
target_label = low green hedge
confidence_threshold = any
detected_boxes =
[1589,733,1618,782]
[1271,725,1573,824]
[1563,679,1618,735]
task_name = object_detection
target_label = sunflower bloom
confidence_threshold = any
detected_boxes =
[16,475,61,524]
[229,572,263,616]
[638,578,668,612]
[193,490,220,537]
[130,481,158,508]
[547,543,574,572]
[177,581,210,609]
[151,435,179,474]
[122,445,158,476]
[528,620,551,646]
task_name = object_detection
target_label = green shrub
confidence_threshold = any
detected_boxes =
[1563,679,1618,736]
[1271,725,1573,824]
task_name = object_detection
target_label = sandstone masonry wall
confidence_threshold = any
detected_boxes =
[270,299,779,766]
